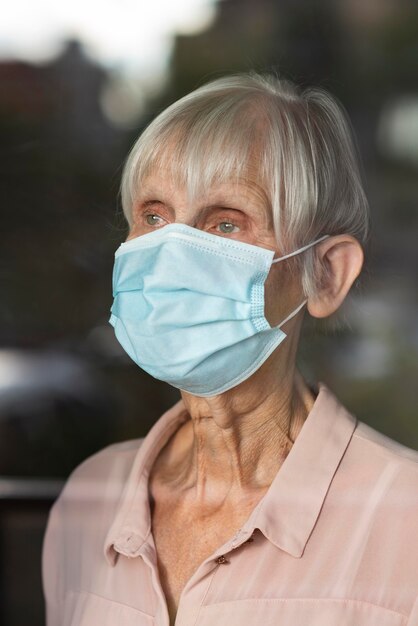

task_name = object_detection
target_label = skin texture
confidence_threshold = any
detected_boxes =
[126,169,364,624]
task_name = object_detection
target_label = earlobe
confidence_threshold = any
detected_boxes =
[307,235,364,319]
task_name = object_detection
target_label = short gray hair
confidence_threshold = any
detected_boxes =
[120,73,370,296]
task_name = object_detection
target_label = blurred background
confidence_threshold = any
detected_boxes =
[0,0,417,623]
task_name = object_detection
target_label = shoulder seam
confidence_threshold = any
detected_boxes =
[353,427,418,467]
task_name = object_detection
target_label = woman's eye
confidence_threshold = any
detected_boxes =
[217,221,240,234]
[145,214,163,227]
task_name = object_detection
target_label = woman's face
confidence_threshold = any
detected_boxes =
[128,169,304,327]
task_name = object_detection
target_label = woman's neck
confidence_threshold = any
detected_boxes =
[154,368,315,507]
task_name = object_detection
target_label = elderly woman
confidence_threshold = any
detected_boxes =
[43,74,418,626]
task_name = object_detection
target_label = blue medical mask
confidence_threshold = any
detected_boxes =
[110,224,328,397]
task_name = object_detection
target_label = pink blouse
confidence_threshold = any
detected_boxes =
[42,384,418,625]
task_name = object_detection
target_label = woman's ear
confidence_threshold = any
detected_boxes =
[307,235,364,319]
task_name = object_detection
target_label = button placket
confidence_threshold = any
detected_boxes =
[231,528,256,549]
[215,530,256,565]
[215,555,229,565]
[175,552,229,626]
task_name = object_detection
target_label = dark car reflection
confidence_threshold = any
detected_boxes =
[0,348,119,479]
[0,348,121,625]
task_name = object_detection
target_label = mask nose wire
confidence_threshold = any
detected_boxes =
[271,234,330,264]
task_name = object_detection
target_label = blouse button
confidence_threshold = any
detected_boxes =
[215,555,229,564]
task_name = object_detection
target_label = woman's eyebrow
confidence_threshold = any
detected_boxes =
[201,204,242,212]
[137,195,174,211]
[193,204,247,224]
[196,201,273,228]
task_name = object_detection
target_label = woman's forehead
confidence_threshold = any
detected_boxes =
[138,125,268,188]
[137,168,271,209]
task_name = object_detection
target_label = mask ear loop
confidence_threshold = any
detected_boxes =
[270,234,330,329]
[277,299,308,329]
[271,234,330,265]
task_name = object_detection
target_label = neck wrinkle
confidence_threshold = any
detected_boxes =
[163,372,315,501]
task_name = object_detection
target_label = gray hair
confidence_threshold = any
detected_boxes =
[120,73,370,296]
